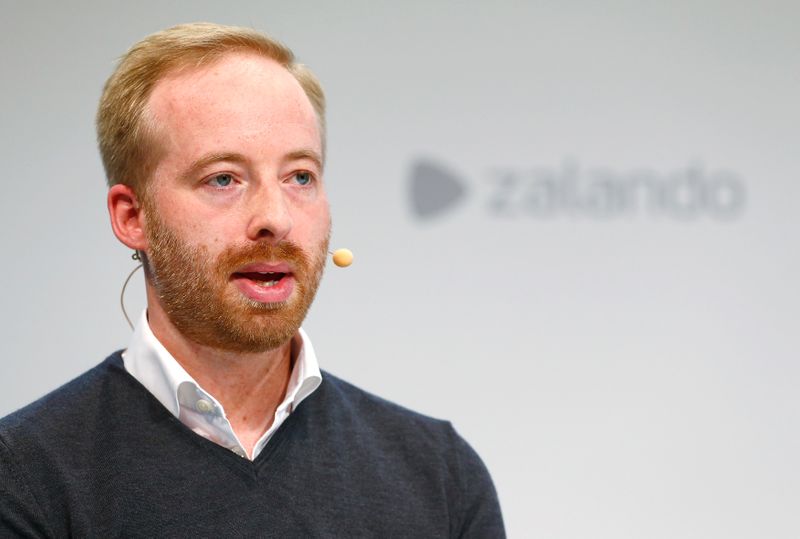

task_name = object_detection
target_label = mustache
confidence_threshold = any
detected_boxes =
[216,240,311,274]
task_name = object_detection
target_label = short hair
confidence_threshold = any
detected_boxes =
[96,22,326,195]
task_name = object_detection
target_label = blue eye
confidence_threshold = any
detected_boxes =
[208,173,233,188]
[293,172,312,186]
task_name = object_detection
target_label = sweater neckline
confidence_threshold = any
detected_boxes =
[105,351,317,478]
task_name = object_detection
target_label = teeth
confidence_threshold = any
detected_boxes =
[255,280,279,287]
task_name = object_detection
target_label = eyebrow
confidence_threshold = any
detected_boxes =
[180,152,248,183]
[285,148,324,171]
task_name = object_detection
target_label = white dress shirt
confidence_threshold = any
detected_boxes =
[122,310,322,460]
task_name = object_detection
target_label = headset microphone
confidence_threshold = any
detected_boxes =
[330,248,354,267]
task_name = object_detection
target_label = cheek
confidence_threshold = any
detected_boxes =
[159,193,243,245]
[301,203,331,242]
[158,211,232,257]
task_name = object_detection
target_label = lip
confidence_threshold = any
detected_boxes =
[230,261,295,304]
[234,261,293,274]
[232,272,295,304]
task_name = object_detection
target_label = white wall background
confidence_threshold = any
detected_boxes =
[1,1,798,537]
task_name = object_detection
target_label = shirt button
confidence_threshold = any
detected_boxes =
[231,446,247,458]
[195,399,214,413]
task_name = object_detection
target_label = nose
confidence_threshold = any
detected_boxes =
[245,181,292,243]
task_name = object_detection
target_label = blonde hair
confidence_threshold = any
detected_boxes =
[96,22,326,194]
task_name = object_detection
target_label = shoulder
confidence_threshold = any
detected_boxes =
[0,351,139,536]
[315,370,455,441]
[309,371,506,536]
[318,370,443,422]
[310,370,485,474]
[0,351,133,451]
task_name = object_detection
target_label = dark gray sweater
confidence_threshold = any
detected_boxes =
[0,352,504,538]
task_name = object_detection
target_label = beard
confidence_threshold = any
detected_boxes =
[142,209,329,354]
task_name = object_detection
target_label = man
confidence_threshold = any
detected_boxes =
[0,23,504,537]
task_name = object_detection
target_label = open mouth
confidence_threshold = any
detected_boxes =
[230,262,296,303]
[234,271,288,288]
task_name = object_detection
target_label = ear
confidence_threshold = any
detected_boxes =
[108,184,148,251]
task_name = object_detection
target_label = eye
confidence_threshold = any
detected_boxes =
[207,173,234,188]
[292,171,313,186]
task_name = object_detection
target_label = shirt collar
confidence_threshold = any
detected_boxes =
[121,310,322,419]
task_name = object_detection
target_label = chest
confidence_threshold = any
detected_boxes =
[42,432,453,538]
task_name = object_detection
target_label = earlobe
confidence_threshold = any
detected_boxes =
[108,184,148,251]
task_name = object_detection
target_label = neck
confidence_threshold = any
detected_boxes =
[146,295,295,457]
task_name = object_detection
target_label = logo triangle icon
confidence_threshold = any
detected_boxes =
[409,159,468,219]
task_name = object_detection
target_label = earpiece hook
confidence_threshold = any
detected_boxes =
[121,251,143,330]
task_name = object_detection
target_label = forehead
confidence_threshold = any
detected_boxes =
[146,51,320,158]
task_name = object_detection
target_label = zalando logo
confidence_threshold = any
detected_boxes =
[409,158,747,221]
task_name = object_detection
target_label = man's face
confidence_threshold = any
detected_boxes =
[141,52,330,353]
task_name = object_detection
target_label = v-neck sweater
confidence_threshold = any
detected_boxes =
[0,352,504,538]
